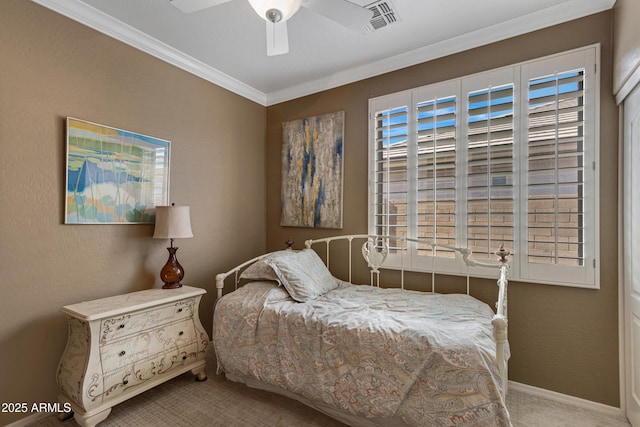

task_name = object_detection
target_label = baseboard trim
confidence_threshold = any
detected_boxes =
[4,412,50,427]
[508,380,626,419]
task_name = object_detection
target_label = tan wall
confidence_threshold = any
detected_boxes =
[0,1,266,425]
[267,11,620,406]
[613,0,640,96]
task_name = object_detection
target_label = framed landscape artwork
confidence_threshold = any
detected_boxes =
[281,111,344,228]
[65,118,170,224]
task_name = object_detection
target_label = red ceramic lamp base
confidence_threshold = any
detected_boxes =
[160,246,185,289]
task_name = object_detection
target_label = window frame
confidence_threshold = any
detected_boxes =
[368,45,600,289]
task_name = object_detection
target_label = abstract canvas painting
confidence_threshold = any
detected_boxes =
[281,111,344,228]
[65,118,170,224]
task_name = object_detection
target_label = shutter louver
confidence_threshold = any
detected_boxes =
[527,70,586,266]
[467,85,515,260]
[374,106,409,253]
[416,96,456,257]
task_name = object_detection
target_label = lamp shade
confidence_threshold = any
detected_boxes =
[153,206,193,239]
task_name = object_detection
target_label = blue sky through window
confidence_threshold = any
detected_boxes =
[378,70,582,148]
[528,70,582,108]
[417,96,456,132]
[379,106,408,146]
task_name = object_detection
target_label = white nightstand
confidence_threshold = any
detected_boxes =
[57,286,209,427]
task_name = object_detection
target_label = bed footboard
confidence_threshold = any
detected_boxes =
[493,260,509,394]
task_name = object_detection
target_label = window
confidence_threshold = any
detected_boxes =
[368,46,599,288]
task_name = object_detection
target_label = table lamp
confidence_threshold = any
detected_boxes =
[153,205,193,289]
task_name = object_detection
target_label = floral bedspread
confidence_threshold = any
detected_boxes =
[213,281,511,426]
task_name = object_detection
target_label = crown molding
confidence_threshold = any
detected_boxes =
[31,0,614,107]
[31,0,267,105]
[265,0,615,105]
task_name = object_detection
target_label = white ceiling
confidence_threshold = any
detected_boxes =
[33,0,615,105]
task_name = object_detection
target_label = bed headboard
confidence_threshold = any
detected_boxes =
[303,234,510,291]
[216,234,509,316]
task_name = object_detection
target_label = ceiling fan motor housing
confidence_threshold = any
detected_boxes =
[248,0,301,22]
[266,8,283,23]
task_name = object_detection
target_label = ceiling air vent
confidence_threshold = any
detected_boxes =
[365,0,400,32]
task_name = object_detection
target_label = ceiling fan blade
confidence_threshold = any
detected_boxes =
[266,20,289,56]
[170,0,232,13]
[303,0,373,32]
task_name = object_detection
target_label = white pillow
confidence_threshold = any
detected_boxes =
[264,249,338,302]
[239,256,281,284]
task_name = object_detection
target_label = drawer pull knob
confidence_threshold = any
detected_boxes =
[182,355,187,361]
[119,351,126,357]
[119,324,125,329]
[123,380,129,385]
[177,308,183,313]
[179,331,184,336]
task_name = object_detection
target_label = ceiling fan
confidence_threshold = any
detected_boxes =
[170,0,374,56]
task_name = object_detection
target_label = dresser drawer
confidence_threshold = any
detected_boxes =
[99,342,200,402]
[100,298,195,344]
[100,318,196,373]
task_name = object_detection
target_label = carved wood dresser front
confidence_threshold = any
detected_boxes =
[57,286,209,427]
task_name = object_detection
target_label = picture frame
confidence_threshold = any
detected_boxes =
[281,111,344,229]
[65,117,170,224]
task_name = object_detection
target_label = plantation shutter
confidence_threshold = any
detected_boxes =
[526,70,585,266]
[466,84,515,260]
[520,47,597,288]
[416,95,457,257]
[369,46,597,286]
[372,103,409,253]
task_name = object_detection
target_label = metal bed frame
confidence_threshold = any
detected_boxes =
[215,234,511,395]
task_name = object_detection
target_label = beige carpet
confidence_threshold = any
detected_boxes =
[30,347,630,427]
